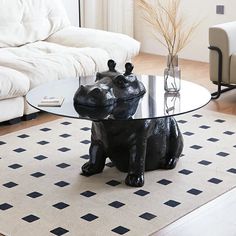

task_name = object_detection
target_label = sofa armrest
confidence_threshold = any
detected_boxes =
[209,21,236,84]
[46,26,140,68]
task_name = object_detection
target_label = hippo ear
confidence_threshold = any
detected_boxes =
[107,59,117,72]
[124,62,134,76]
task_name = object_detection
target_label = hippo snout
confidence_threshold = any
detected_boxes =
[73,84,116,107]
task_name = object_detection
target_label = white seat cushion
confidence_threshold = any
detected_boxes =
[0,97,24,122]
[0,66,29,100]
[0,41,111,90]
[47,26,140,68]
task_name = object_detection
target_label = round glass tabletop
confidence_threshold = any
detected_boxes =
[26,75,211,121]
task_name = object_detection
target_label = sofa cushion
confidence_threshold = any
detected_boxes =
[0,0,70,48]
[0,41,111,89]
[0,66,30,100]
[0,97,24,122]
[46,26,140,68]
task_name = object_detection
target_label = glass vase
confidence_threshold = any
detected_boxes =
[164,54,181,93]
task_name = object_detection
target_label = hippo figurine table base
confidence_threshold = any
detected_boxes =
[74,60,184,187]
[82,118,183,187]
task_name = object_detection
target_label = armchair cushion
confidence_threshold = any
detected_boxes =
[209,21,236,84]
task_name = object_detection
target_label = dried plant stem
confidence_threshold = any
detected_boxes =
[138,0,200,57]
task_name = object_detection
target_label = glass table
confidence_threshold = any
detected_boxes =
[26,75,211,187]
[26,75,210,120]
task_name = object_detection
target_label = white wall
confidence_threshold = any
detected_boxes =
[61,0,79,26]
[134,0,236,62]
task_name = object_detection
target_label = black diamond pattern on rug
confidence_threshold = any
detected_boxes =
[214,119,225,123]
[3,182,18,188]
[139,212,157,221]
[207,138,219,142]
[58,147,71,152]
[40,128,51,132]
[22,214,40,223]
[198,160,212,166]
[227,168,236,174]
[37,140,49,145]
[0,203,13,210]
[50,227,69,236]
[0,141,6,145]
[31,172,45,178]
[134,190,150,196]
[217,152,229,157]
[106,180,121,187]
[178,169,193,175]
[192,114,202,118]
[54,181,70,187]
[13,148,26,153]
[109,201,125,208]
[34,155,48,161]
[8,163,22,169]
[52,202,70,210]
[208,178,223,184]
[190,145,202,150]
[187,188,203,195]
[164,200,181,207]
[56,163,71,169]
[81,213,98,222]
[59,134,71,138]
[80,127,90,131]
[17,134,30,138]
[223,131,235,135]
[199,125,210,129]
[80,140,91,145]
[80,154,90,160]
[80,190,96,198]
[60,121,71,126]
[177,120,187,124]
[27,192,43,199]
[183,131,194,136]
[111,226,130,235]
[157,179,172,185]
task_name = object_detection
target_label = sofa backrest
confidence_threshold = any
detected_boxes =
[0,0,70,48]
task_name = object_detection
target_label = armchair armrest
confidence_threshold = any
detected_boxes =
[209,21,236,84]
[46,26,140,68]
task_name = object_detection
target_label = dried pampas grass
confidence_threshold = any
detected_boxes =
[138,0,200,57]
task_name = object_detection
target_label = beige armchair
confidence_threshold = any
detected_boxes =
[209,21,236,99]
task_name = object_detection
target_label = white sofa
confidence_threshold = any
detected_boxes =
[209,21,236,98]
[0,0,140,123]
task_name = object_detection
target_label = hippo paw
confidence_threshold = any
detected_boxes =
[164,157,179,169]
[81,162,103,176]
[125,173,144,187]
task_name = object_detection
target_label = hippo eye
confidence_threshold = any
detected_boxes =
[114,75,128,88]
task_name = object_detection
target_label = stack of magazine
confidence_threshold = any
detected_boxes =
[38,96,64,107]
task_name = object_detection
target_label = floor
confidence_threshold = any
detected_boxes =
[1,53,236,235]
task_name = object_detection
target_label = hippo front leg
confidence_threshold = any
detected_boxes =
[82,140,106,176]
[125,139,147,187]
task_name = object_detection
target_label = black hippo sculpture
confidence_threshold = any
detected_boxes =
[74,60,183,187]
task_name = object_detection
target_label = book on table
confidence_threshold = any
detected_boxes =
[38,96,64,107]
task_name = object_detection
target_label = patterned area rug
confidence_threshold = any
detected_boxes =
[0,109,236,236]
